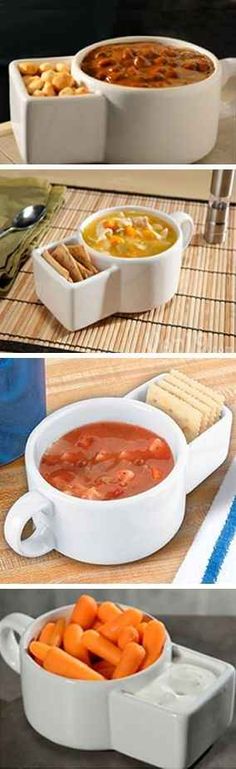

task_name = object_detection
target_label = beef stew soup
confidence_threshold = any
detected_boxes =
[81,42,214,88]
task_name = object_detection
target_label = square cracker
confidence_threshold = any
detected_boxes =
[157,378,215,432]
[166,372,219,417]
[146,381,202,442]
[170,370,224,410]
[162,373,220,429]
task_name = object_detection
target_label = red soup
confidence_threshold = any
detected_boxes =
[39,421,174,501]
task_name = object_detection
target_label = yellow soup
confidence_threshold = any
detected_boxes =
[83,210,177,258]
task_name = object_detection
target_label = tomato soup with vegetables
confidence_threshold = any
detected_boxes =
[39,421,174,500]
[81,42,214,88]
[83,210,176,258]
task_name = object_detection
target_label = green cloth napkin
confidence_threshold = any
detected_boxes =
[0,176,65,296]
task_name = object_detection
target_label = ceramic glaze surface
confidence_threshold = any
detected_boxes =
[0,605,171,751]
[72,36,236,162]
[4,397,188,563]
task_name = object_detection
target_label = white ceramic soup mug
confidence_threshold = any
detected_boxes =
[0,604,171,750]
[72,35,236,163]
[4,397,206,565]
[79,205,194,313]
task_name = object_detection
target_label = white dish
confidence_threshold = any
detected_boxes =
[0,604,171,751]
[4,396,188,563]
[80,205,194,313]
[73,34,236,163]
[9,56,106,163]
[32,205,194,328]
[125,374,232,492]
[4,385,231,564]
[9,38,236,163]
[32,235,119,332]
[0,609,234,768]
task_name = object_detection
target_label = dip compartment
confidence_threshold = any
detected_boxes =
[109,644,235,768]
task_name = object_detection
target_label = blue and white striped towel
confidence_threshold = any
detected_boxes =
[174,459,236,585]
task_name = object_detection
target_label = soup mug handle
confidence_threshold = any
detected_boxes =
[0,613,32,673]
[221,58,236,106]
[4,491,55,558]
[171,211,194,249]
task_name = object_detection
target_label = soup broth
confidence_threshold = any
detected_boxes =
[83,210,177,258]
[39,421,174,500]
[81,41,215,88]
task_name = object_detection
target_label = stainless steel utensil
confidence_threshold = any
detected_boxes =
[0,204,47,240]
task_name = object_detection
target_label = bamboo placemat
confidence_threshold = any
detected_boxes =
[0,187,235,353]
[0,357,235,584]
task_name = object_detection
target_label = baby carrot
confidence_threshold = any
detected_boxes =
[94,660,115,679]
[118,625,140,650]
[100,608,143,643]
[63,623,90,665]
[29,641,51,662]
[43,647,104,681]
[142,620,166,668]
[113,642,146,679]
[97,601,122,624]
[38,622,55,644]
[92,620,104,632]
[71,594,97,629]
[49,617,65,647]
[137,621,149,643]
[82,629,121,666]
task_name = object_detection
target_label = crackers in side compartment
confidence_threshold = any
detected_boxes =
[42,242,99,283]
[146,371,225,442]
[146,382,202,442]
[170,370,224,410]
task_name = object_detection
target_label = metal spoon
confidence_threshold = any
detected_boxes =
[0,204,47,240]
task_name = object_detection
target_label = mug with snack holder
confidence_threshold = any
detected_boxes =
[32,204,194,329]
[0,600,235,768]
[0,603,171,750]
[9,36,236,163]
[4,390,232,565]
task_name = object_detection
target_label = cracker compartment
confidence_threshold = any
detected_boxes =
[9,56,106,163]
[32,236,120,331]
[125,374,232,493]
[146,371,224,441]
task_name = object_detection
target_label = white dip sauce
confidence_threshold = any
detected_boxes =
[136,663,217,713]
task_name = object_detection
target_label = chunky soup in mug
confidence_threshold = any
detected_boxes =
[83,210,177,258]
[81,42,215,88]
[39,421,174,500]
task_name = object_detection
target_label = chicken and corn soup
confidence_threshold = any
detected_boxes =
[81,42,215,88]
[39,421,174,500]
[83,210,177,258]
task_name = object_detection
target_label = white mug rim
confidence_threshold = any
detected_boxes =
[80,204,184,264]
[20,602,171,687]
[74,34,219,94]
